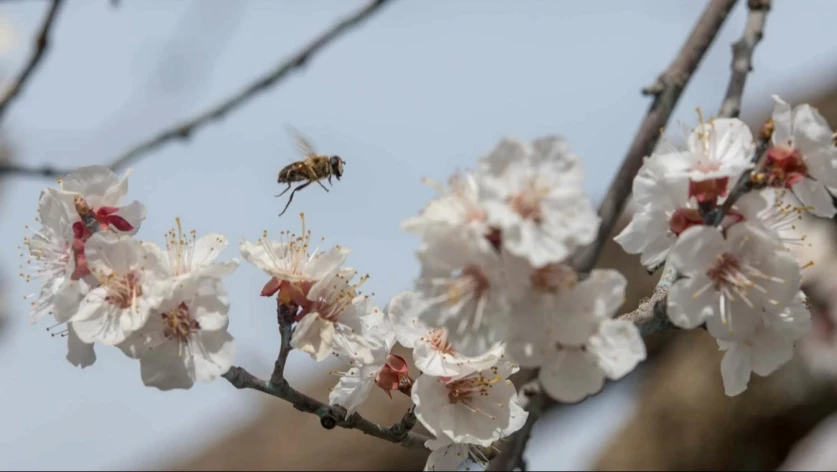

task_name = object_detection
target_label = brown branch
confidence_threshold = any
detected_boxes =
[0,0,63,125]
[223,302,427,450]
[492,1,741,470]
[718,0,771,119]
[0,0,394,178]
[572,0,739,274]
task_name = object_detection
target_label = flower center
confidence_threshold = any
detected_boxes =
[298,273,370,323]
[508,179,547,223]
[100,271,143,309]
[445,370,502,407]
[530,263,577,293]
[447,265,489,305]
[425,328,456,354]
[758,145,809,188]
[668,208,704,236]
[161,302,200,342]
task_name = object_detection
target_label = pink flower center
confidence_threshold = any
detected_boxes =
[706,253,743,291]
[762,145,809,188]
[445,370,501,408]
[668,208,704,236]
[530,263,577,293]
[508,181,547,223]
[161,302,200,342]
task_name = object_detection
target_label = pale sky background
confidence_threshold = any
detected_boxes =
[1,0,837,470]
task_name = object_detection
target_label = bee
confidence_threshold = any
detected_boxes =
[275,126,346,217]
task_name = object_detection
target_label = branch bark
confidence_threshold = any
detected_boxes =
[0,0,393,177]
[0,0,63,125]
[718,0,772,118]
[223,303,428,450]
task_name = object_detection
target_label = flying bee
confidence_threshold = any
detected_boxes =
[275,126,346,217]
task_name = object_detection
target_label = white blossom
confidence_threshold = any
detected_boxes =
[423,436,491,471]
[733,188,812,259]
[290,268,385,364]
[144,218,238,281]
[412,356,528,447]
[70,233,166,345]
[717,291,811,396]
[387,290,504,379]
[667,222,802,342]
[239,214,349,301]
[614,152,700,269]
[328,342,413,415]
[57,165,146,233]
[477,136,599,267]
[118,276,235,390]
[508,269,646,403]
[22,188,81,324]
[766,95,837,217]
[401,170,495,252]
[410,236,529,357]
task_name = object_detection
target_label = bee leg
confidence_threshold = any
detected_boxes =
[328,175,333,186]
[315,179,329,193]
[274,183,292,198]
[279,181,312,217]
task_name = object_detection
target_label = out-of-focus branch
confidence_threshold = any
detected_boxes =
[0,0,62,125]
[0,0,394,177]
[718,0,771,118]
[492,1,741,470]
[223,303,427,450]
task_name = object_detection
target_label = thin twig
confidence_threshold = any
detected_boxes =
[718,0,771,118]
[223,302,427,449]
[572,0,739,274]
[492,2,741,470]
[0,0,62,125]
[0,0,393,177]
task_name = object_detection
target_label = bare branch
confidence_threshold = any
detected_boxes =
[0,0,393,178]
[0,0,63,125]
[718,0,772,118]
[223,302,428,450]
[572,0,739,274]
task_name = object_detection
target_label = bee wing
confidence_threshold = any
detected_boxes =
[285,124,317,158]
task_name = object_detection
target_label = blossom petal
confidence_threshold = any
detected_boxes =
[540,348,605,403]
[386,290,426,349]
[792,179,836,218]
[328,366,376,415]
[719,341,751,396]
[771,95,793,147]
[668,225,725,276]
[587,319,646,380]
[66,324,96,368]
[666,275,715,329]
[291,313,335,361]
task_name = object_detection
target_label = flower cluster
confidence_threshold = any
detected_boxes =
[22,166,239,390]
[616,97,834,395]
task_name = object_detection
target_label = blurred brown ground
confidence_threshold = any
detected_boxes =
[167,79,837,472]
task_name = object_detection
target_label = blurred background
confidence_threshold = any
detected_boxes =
[3,0,837,470]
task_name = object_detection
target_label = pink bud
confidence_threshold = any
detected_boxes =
[375,354,412,397]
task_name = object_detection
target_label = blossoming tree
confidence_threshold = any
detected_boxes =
[10,0,834,470]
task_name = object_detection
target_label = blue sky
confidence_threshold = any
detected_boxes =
[1,1,836,469]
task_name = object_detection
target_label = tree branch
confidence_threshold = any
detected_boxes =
[493,1,741,470]
[223,302,428,450]
[0,0,63,125]
[0,0,394,177]
[718,0,771,119]
[572,0,739,274]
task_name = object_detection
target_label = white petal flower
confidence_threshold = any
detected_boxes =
[766,95,837,217]
[511,269,646,403]
[239,214,349,300]
[423,436,492,471]
[667,222,802,341]
[58,165,146,233]
[66,322,97,368]
[118,276,235,390]
[682,118,755,184]
[290,268,385,364]
[402,171,496,252]
[144,218,238,281]
[387,290,504,379]
[615,152,701,269]
[410,237,529,356]
[478,136,599,267]
[22,188,79,324]
[70,233,166,345]
[412,357,528,447]
[733,188,815,262]
[717,291,811,396]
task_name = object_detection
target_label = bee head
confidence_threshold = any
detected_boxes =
[330,156,345,180]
